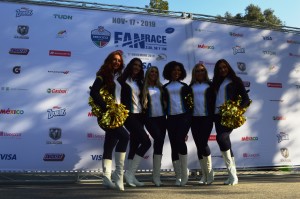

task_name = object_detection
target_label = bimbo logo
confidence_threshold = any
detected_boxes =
[232,46,245,55]
[277,132,289,143]
[47,106,66,119]
[114,31,167,50]
[16,7,33,17]
[91,26,111,48]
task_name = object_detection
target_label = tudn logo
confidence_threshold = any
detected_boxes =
[232,46,245,55]
[91,26,111,48]
[13,66,21,74]
[280,148,289,158]
[49,128,62,140]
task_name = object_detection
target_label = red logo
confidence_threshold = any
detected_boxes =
[267,82,282,88]
[49,50,71,57]
[208,135,216,141]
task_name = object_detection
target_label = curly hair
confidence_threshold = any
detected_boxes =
[162,61,187,81]
[96,51,124,91]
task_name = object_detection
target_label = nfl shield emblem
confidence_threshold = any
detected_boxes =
[280,147,289,158]
[91,26,111,48]
[49,128,62,140]
[237,62,246,71]
[17,25,29,35]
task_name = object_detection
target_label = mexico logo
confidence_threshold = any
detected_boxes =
[91,26,111,48]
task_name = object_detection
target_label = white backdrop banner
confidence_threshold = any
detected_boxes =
[0,1,299,171]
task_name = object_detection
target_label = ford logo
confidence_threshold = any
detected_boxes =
[165,27,174,34]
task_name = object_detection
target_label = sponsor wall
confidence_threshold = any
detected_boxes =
[0,1,299,171]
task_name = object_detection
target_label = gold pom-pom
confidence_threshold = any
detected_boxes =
[185,93,194,110]
[88,89,129,129]
[218,95,251,129]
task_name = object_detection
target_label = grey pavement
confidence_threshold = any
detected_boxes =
[0,172,300,199]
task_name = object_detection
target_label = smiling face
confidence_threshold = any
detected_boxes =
[131,60,142,78]
[194,65,206,82]
[148,67,159,84]
[218,62,229,77]
[111,54,122,71]
[171,65,182,81]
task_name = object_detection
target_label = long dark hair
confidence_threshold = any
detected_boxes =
[162,61,187,81]
[96,51,124,91]
[119,58,144,87]
[212,59,238,91]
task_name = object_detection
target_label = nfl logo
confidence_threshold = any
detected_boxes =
[91,26,111,48]
[237,62,246,71]
[17,25,29,35]
[280,147,289,158]
[49,128,62,140]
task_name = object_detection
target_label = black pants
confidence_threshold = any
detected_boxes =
[101,124,129,160]
[124,113,151,159]
[145,116,166,155]
[214,114,234,156]
[166,113,191,161]
[191,116,213,159]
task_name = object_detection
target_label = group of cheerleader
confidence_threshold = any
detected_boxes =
[89,51,251,191]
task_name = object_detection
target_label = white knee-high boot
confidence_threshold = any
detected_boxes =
[179,154,189,186]
[102,159,116,189]
[172,160,181,186]
[221,150,238,185]
[124,155,144,187]
[198,159,207,184]
[203,155,214,185]
[224,156,235,185]
[112,152,126,191]
[125,159,144,187]
[153,155,163,186]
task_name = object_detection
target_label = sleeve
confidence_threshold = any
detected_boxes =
[236,77,251,108]
[89,76,107,110]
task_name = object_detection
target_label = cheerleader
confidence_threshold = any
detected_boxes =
[189,63,214,185]
[212,59,250,185]
[119,58,151,187]
[89,51,129,191]
[163,61,192,186]
[142,66,166,186]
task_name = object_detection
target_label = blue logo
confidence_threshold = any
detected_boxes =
[165,27,175,34]
[91,26,111,48]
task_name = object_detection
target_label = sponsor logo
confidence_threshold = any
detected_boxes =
[43,153,65,161]
[229,32,243,37]
[241,136,258,141]
[198,60,215,67]
[208,135,216,141]
[273,116,286,120]
[243,153,260,158]
[1,87,28,91]
[287,40,300,44]
[91,26,111,48]
[47,128,62,144]
[49,50,71,57]
[269,99,284,102]
[88,112,95,117]
[56,30,67,38]
[143,155,150,160]
[263,50,276,55]
[263,36,272,40]
[194,28,214,33]
[48,70,70,75]
[13,66,21,74]
[243,81,250,87]
[289,53,300,57]
[269,65,279,73]
[198,44,214,49]
[280,148,291,162]
[53,14,72,20]
[156,53,167,61]
[0,109,24,114]
[165,27,175,34]
[236,62,247,75]
[0,154,17,160]
[277,132,289,143]
[126,52,155,60]
[232,46,245,55]
[15,25,29,39]
[114,31,167,51]
[267,82,282,88]
[87,133,105,140]
[296,84,300,89]
[0,131,21,138]
[91,155,103,161]
[142,62,153,70]
[47,88,68,94]
[9,48,29,55]
[47,106,66,119]
[16,7,33,17]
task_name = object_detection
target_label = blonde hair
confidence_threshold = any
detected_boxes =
[190,63,210,85]
[142,66,163,109]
